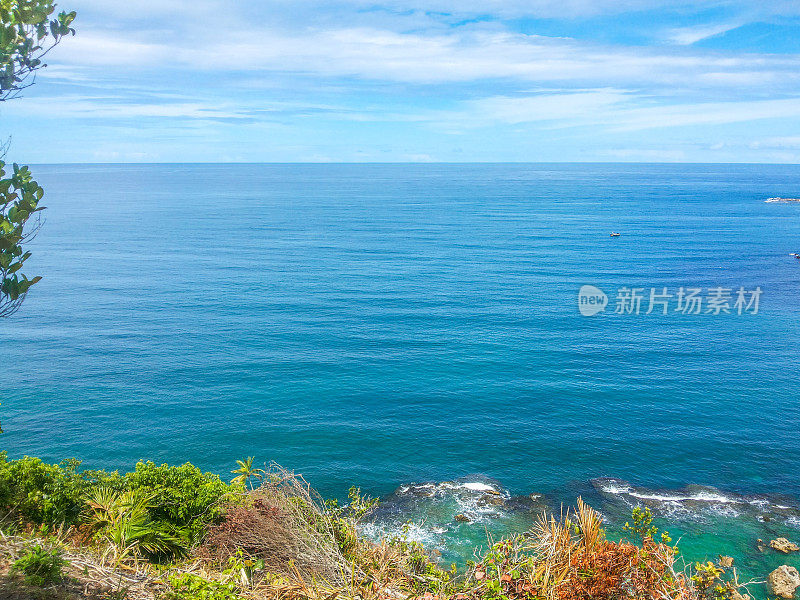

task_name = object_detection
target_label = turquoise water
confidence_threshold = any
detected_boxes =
[1,163,799,585]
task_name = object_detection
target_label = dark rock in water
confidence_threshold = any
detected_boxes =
[771,538,800,554]
[767,565,800,599]
[477,494,505,507]
[718,556,734,568]
[454,513,470,522]
[757,539,766,553]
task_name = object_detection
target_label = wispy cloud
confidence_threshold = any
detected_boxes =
[6,0,800,162]
[665,22,743,45]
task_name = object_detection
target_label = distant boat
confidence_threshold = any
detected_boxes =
[791,253,800,259]
[766,197,800,203]
[610,232,621,237]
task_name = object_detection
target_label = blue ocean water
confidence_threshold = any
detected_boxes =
[1,163,799,578]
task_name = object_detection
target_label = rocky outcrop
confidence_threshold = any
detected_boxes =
[767,565,800,599]
[718,556,734,568]
[771,538,800,553]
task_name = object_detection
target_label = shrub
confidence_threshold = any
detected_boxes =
[0,454,87,525]
[466,499,690,600]
[11,544,67,586]
[85,487,192,562]
[204,465,350,587]
[122,461,240,544]
[165,573,241,600]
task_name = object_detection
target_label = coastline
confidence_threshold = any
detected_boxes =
[1,453,799,600]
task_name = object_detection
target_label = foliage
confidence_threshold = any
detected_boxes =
[690,560,746,600]
[0,456,754,600]
[165,573,241,600]
[230,457,265,489]
[0,161,44,317]
[387,522,457,595]
[0,1,75,319]
[1,0,76,100]
[624,505,672,544]
[11,543,67,586]
[462,499,688,600]
[85,487,191,562]
[205,465,350,587]
[123,461,240,545]
[0,453,90,525]
[0,454,236,559]
[327,485,379,558]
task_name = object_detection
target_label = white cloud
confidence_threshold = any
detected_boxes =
[51,26,800,92]
[666,22,743,45]
[750,136,800,149]
[426,93,800,133]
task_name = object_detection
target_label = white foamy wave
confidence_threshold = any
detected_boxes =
[360,520,444,548]
[461,482,497,492]
[627,490,741,504]
[593,478,798,523]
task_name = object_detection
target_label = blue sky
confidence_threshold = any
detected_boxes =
[3,0,800,162]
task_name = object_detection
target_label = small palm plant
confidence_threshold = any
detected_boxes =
[230,457,265,489]
[85,488,188,564]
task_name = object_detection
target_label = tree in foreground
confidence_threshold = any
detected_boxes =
[0,0,75,317]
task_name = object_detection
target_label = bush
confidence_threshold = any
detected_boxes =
[204,465,350,587]
[122,461,240,544]
[0,454,88,525]
[165,573,241,600]
[11,544,67,586]
[0,454,235,554]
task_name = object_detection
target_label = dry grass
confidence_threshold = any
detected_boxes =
[0,527,161,600]
[465,498,694,600]
[203,464,357,589]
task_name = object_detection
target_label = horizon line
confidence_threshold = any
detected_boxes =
[27,160,800,166]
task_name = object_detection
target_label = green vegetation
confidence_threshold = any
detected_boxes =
[0,453,752,600]
[1,0,76,100]
[0,0,76,318]
[0,453,242,563]
[166,573,241,600]
[11,544,67,586]
[230,457,265,489]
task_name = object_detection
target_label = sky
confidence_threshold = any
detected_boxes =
[3,0,800,163]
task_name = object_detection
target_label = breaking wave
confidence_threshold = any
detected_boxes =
[592,477,800,523]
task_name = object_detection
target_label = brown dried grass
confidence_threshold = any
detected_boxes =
[204,464,354,588]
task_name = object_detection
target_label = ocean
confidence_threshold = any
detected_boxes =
[1,163,799,586]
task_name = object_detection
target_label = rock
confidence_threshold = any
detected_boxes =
[767,565,800,599]
[477,494,505,507]
[771,538,800,553]
[756,539,766,552]
[730,590,750,600]
[454,513,470,522]
[718,556,735,568]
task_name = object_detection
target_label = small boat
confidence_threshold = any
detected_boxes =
[792,253,800,259]
[610,232,621,237]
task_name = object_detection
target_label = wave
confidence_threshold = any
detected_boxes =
[361,475,550,555]
[591,477,800,523]
[360,475,800,562]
